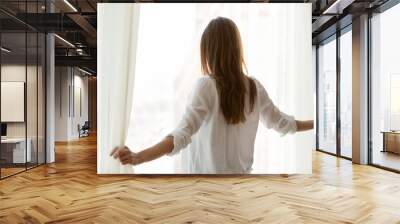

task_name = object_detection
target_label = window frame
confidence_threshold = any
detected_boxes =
[315,24,353,160]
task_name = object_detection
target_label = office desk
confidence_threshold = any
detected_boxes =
[381,131,400,154]
[1,138,32,164]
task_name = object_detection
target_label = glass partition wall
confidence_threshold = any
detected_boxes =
[0,2,46,179]
[317,1,400,172]
[370,3,400,172]
[316,27,352,159]
[0,31,27,177]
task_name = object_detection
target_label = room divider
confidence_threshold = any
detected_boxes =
[0,1,47,179]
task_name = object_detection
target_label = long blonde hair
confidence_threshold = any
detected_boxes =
[200,17,257,124]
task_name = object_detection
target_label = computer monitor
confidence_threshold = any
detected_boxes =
[1,123,7,137]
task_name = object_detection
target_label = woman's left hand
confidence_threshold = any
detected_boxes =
[295,120,314,132]
[110,146,142,165]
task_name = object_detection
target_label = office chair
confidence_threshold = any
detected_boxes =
[79,121,90,138]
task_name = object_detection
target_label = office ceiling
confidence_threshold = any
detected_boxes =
[0,0,98,74]
[1,32,46,65]
[311,0,391,44]
[0,0,394,75]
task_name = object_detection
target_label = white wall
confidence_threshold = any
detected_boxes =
[1,64,46,163]
[71,73,89,138]
[1,65,41,138]
[1,65,29,141]
[55,67,89,141]
[312,45,317,152]
[55,66,69,141]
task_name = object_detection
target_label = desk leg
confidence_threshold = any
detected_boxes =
[382,133,386,153]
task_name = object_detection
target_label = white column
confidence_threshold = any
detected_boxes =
[352,14,369,164]
[46,32,55,163]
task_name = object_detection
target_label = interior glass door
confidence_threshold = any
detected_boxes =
[339,28,352,158]
[1,30,28,178]
[317,36,337,154]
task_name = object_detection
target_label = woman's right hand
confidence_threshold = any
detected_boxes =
[110,146,143,165]
[110,136,174,166]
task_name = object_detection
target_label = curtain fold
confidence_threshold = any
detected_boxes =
[97,4,140,174]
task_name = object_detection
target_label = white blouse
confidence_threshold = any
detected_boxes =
[168,76,297,174]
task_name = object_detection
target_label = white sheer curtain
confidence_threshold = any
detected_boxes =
[123,3,313,174]
[97,4,140,174]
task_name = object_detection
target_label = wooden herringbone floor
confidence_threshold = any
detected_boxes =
[1,135,400,224]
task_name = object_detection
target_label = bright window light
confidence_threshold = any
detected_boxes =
[125,4,312,174]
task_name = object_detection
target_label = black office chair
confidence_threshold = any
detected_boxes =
[79,121,90,138]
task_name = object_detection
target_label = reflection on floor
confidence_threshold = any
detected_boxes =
[0,167,25,177]
[341,148,352,158]
[0,162,42,178]
[373,150,400,171]
[0,135,400,223]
